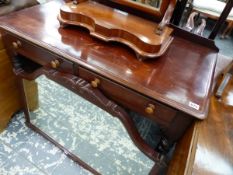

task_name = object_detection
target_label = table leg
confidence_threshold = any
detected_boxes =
[23,79,39,111]
[216,73,232,98]
[221,21,233,39]
[215,61,233,98]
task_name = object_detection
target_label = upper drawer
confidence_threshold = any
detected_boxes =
[78,67,177,126]
[3,33,73,74]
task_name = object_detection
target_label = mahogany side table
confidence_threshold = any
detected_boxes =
[0,1,219,174]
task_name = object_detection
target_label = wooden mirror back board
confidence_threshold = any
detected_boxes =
[59,0,176,60]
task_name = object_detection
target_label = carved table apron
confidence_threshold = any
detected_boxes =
[0,1,218,174]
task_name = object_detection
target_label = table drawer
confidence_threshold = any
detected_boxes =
[3,33,73,74]
[79,67,177,125]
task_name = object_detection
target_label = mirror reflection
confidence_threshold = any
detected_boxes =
[24,76,154,174]
[130,0,162,9]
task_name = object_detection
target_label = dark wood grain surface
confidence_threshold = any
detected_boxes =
[0,1,218,120]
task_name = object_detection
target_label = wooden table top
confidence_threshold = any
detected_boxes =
[0,1,218,119]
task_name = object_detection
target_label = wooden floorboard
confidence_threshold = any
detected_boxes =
[192,78,233,175]
[168,70,233,175]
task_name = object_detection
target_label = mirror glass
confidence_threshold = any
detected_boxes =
[24,76,154,174]
[129,0,162,9]
[110,0,169,18]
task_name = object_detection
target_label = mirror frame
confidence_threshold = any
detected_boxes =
[110,0,176,19]
[65,0,177,22]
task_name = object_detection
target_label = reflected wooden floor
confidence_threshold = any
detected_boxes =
[168,76,233,175]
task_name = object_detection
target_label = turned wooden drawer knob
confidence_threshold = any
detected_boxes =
[91,78,100,88]
[51,59,60,69]
[145,104,155,114]
[12,40,22,49]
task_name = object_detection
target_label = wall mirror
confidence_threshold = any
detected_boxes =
[23,75,157,174]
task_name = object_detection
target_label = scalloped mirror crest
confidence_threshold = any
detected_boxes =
[58,0,176,60]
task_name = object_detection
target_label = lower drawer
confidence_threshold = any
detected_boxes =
[78,67,177,125]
